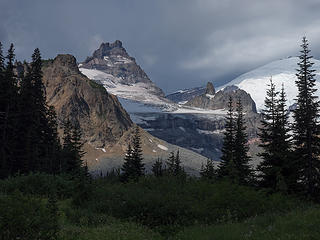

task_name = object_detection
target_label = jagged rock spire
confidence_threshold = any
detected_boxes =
[205,82,215,95]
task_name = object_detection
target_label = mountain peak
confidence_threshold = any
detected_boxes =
[205,82,215,95]
[53,54,79,74]
[90,40,128,60]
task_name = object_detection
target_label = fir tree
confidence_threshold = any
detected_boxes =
[258,79,281,189]
[200,158,216,180]
[233,98,252,184]
[174,150,183,176]
[62,119,85,174]
[121,143,133,181]
[166,151,176,175]
[152,158,163,177]
[0,44,18,177]
[217,96,238,182]
[276,85,295,192]
[293,37,320,198]
[121,126,145,181]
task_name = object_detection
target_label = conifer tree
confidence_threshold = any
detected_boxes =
[0,42,7,178]
[234,98,252,184]
[293,37,320,198]
[62,119,85,174]
[0,44,18,177]
[121,143,133,181]
[174,150,183,176]
[121,126,144,181]
[217,96,238,181]
[258,79,280,189]
[152,158,163,177]
[276,85,295,192]
[166,151,176,175]
[200,158,216,180]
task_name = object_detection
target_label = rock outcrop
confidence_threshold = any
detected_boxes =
[186,83,257,113]
[205,82,215,95]
[42,54,133,148]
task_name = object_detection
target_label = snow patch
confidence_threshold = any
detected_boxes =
[206,94,215,99]
[157,144,168,151]
[179,126,186,132]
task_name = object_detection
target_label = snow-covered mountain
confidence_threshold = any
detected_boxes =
[220,57,320,111]
[79,40,170,106]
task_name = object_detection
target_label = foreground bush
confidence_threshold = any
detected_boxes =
[0,191,58,240]
[0,173,76,199]
[173,207,320,240]
[81,177,301,229]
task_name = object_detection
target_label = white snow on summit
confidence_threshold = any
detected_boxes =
[79,68,168,106]
[220,57,320,111]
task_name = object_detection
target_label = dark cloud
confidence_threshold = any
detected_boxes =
[1,0,320,93]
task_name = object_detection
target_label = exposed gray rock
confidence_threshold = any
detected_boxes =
[166,86,206,103]
[42,54,133,148]
[81,40,165,97]
[186,85,257,113]
[205,82,215,95]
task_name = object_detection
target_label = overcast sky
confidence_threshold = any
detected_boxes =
[1,0,320,93]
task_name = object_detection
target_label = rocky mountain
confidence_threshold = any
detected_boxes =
[166,86,206,104]
[42,54,133,148]
[186,82,257,113]
[79,40,169,106]
[41,54,208,174]
[220,56,320,111]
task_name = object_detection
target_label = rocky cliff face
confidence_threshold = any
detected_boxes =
[80,40,166,102]
[42,54,133,148]
[41,54,208,174]
[186,83,257,113]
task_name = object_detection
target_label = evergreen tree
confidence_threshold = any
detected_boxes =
[152,158,163,177]
[217,96,238,182]
[121,126,144,181]
[166,151,176,175]
[62,119,85,174]
[293,37,320,198]
[276,85,295,192]
[174,150,183,176]
[44,106,62,174]
[0,44,18,177]
[121,143,133,181]
[233,98,252,184]
[258,79,296,192]
[258,79,281,189]
[200,158,216,180]
[0,42,7,177]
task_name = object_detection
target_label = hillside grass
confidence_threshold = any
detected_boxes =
[0,173,318,239]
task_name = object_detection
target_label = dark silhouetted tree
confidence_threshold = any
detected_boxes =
[121,126,144,181]
[234,98,252,184]
[293,37,320,198]
[152,158,163,177]
[200,158,216,180]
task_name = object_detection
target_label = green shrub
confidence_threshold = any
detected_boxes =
[173,207,320,240]
[0,173,76,199]
[0,191,59,240]
[80,177,301,229]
